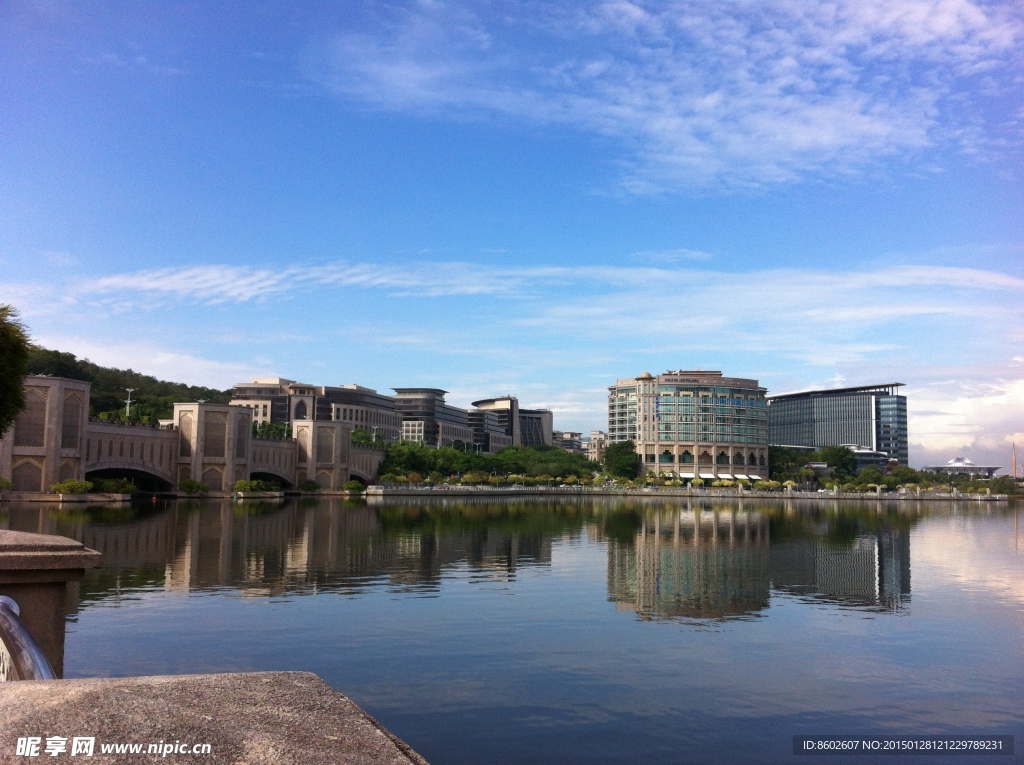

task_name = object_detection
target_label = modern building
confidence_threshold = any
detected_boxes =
[519,408,553,447]
[552,430,584,455]
[392,388,475,448]
[607,371,769,480]
[468,409,514,454]
[471,396,520,445]
[230,379,401,441]
[921,456,1001,479]
[471,396,554,447]
[767,383,908,465]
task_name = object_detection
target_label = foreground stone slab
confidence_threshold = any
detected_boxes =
[0,672,429,764]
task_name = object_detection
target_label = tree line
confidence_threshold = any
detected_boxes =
[24,347,231,423]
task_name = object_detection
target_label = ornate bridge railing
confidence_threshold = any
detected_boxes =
[0,596,56,681]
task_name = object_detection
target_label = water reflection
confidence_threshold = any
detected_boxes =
[0,497,988,619]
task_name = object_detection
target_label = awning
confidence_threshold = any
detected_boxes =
[699,473,716,479]
[733,474,749,480]
[717,473,733,480]
[680,472,696,479]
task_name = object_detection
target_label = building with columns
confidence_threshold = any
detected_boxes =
[607,370,769,480]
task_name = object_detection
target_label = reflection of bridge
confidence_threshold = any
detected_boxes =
[0,376,385,492]
[607,503,911,621]
[1,500,553,598]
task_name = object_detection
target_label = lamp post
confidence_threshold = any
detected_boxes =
[124,388,136,419]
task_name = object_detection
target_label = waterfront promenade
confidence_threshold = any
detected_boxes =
[365,484,1010,502]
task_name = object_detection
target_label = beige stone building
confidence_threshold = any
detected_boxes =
[608,371,769,480]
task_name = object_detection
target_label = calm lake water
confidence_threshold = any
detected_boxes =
[3,497,1022,764]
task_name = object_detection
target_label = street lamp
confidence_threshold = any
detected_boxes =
[124,388,136,419]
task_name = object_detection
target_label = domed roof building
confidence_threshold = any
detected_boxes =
[921,456,1001,479]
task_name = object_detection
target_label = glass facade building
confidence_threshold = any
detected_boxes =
[607,371,769,479]
[767,383,908,465]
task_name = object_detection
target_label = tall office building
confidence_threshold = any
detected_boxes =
[392,388,475,448]
[607,371,769,479]
[766,383,908,465]
[471,396,553,447]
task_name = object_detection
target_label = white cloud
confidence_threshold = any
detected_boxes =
[909,376,1024,467]
[305,0,1024,190]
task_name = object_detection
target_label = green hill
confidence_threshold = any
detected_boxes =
[26,347,231,423]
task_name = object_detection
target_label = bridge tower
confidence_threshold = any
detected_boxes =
[173,403,253,492]
[0,376,90,492]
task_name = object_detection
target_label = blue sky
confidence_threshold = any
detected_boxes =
[2,0,1022,468]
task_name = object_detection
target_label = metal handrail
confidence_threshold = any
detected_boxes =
[0,596,56,681]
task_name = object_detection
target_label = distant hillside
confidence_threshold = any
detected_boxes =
[26,347,232,422]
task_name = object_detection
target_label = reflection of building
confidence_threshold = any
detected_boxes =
[921,456,1000,479]
[607,508,772,620]
[770,529,910,609]
[767,383,908,465]
[606,506,912,622]
[607,371,769,479]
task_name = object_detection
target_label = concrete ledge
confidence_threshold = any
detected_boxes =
[0,493,130,504]
[0,672,429,764]
[0,531,102,573]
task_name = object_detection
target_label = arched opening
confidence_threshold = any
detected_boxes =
[716,451,729,465]
[347,472,369,486]
[250,471,293,489]
[85,468,173,492]
[294,401,308,420]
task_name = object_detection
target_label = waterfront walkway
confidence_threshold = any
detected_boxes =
[366,485,1009,502]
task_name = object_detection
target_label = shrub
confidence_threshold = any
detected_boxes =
[690,478,704,486]
[234,479,273,492]
[0,477,11,491]
[50,479,93,495]
[299,479,321,492]
[179,479,207,494]
[90,478,138,494]
[342,480,365,494]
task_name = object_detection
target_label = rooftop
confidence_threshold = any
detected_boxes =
[767,382,905,401]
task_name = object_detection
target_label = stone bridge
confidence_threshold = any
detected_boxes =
[1,377,385,494]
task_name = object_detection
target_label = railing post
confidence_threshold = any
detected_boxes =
[0,530,101,678]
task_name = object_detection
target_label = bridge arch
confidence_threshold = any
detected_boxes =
[249,469,294,489]
[85,467,173,492]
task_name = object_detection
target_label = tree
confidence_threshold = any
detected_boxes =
[817,445,858,478]
[0,305,30,439]
[604,440,641,478]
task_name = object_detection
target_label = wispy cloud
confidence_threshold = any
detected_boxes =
[11,256,1024,464]
[305,0,1024,190]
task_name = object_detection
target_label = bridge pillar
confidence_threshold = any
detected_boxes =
[1,377,90,493]
[173,404,253,492]
[292,421,350,490]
